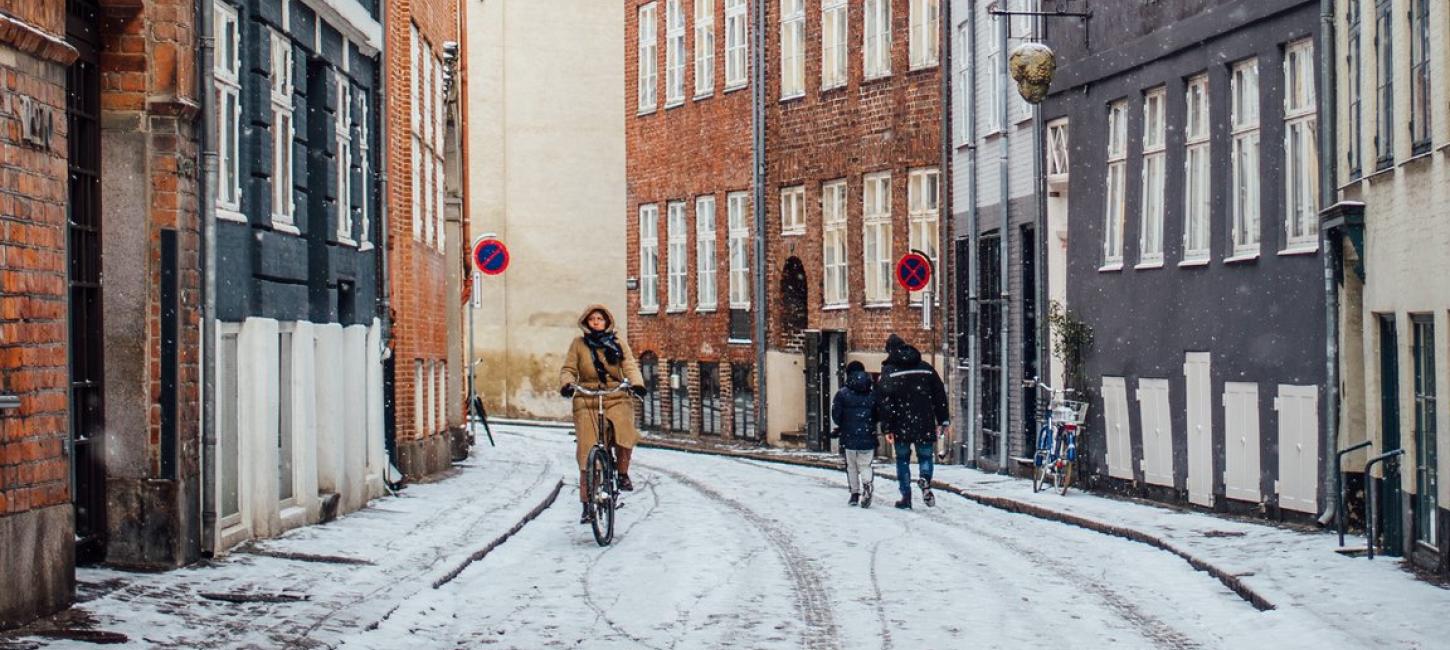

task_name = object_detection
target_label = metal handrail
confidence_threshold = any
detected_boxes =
[1337,439,1373,547]
[1365,449,1406,560]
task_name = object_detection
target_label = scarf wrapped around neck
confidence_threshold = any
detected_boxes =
[584,330,623,365]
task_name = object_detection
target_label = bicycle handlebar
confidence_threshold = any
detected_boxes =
[569,382,634,398]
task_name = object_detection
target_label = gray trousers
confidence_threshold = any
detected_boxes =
[844,449,874,494]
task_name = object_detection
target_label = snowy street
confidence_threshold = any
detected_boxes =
[10,424,1442,649]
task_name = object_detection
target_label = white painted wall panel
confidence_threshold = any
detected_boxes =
[1137,378,1174,487]
[1102,376,1132,479]
[1224,382,1262,503]
[1185,353,1214,507]
[1276,384,1319,514]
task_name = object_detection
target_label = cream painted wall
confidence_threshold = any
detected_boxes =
[466,0,625,421]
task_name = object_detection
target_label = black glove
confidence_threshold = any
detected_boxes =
[560,384,576,398]
[630,384,648,398]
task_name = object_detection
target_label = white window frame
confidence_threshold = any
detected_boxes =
[667,201,689,312]
[666,0,686,106]
[954,22,971,143]
[269,29,296,231]
[909,0,939,70]
[694,0,715,97]
[1046,118,1069,182]
[863,0,891,79]
[336,73,355,246]
[639,2,659,112]
[725,0,748,89]
[1183,75,1210,265]
[908,168,940,303]
[214,2,243,221]
[780,0,805,99]
[1230,58,1261,259]
[434,55,446,253]
[728,192,751,309]
[1010,0,1038,122]
[696,195,718,311]
[982,17,1003,135]
[639,204,660,313]
[410,25,424,241]
[1102,100,1127,270]
[863,172,893,306]
[821,0,847,90]
[821,180,848,308]
[1283,39,1318,253]
[1138,87,1166,268]
[780,185,805,235]
[358,94,371,249]
[413,359,425,437]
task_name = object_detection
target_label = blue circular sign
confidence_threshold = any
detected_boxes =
[472,239,510,276]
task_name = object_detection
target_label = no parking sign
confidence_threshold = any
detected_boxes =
[472,238,510,276]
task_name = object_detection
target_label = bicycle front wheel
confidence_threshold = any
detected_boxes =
[1055,436,1074,495]
[586,446,615,546]
[1032,452,1049,493]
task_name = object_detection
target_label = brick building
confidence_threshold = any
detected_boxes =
[384,0,466,478]
[0,0,80,627]
[626,0,948,446]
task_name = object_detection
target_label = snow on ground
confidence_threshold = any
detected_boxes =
[8,423,1443,649]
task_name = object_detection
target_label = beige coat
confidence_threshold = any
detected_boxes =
[560,305,644,469]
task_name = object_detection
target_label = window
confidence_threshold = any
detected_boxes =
[700,363,722,435]
[640,353,662,429]
[1046,119,1069,181]
[731,364,757,439]
[821,180,848,307]
[955,22,971,143]
[1375,0,1393,168]
[639,2,659,111]
[696,195,718,310]
[1009,0,1037,121]
[908,169,940,301]
[1103,100,1127,268]
[728,192,750,308]
[420,44,432,245]
[821,0,847,89]
[780,185,805,235]
[780,0,804,98]
[269,30,295,229]
[1184,75,1211,263]
[1412,316,1440,548]
[1231,59,1261,257]
[667,201,688,311]
[695,0,715,96]
[358,95,371,247]
[863,172,893,305]
[410,26,423,241]
[978,234,1003,457]
[909,0,939,69]
[1283,39,1318,251]
[666,0,685,105]
[982,17,1003,134]
[1410,0,1431,153]
[640,204,660,313]
[414,359,425,436]
[725,0,748,87]
[433,56,446,253]
[864,0,891,79]
[1139,88,1166,266]
[1347,0,1363,177]
[670,361,691,432]
[336,73,354,244]
[214,2,241,217]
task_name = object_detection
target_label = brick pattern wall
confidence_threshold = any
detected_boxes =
[626,0,758,439]
[0,15,73,518]
[386,0,460,456]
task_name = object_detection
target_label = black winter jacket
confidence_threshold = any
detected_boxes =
[875,342,950,444]
[831,369,879,451]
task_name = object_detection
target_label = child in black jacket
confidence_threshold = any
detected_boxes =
[831,361,879,507]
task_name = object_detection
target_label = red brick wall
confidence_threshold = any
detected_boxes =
[764,0,944,357]
[386,0,460,446]
[626,0,756,388]
[0,26,75,517]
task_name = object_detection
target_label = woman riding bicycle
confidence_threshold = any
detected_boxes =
[560,305,647,524]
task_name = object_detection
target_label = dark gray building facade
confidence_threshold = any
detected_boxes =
[1041,0,1328,519]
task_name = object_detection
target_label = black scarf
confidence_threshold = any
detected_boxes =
[584,330,624,384]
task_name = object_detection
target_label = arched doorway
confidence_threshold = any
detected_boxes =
[780,257,808,343]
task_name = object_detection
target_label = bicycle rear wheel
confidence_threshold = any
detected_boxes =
[1032,451,1049,493]
[586,446,615,546]
[1055,435,1073,495]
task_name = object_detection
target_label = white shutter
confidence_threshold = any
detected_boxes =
[1137,378,1174,487]
[1276,384,1320,513]
[1185,353,1214,507]
[1224,382,1262,502]
[1102,377,1132,479]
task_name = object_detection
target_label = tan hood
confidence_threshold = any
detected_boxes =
[578,304,617,334]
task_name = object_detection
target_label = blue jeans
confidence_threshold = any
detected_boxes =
[894,441,934,499]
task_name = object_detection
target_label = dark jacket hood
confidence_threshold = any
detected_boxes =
[846,368,873,393]
[885,342,922,369]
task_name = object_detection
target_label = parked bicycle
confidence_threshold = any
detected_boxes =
[1033,381,1089,495]
[570,381,634,546]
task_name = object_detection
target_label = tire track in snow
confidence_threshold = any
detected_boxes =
[579,479,669,650]
[644,463,842,650]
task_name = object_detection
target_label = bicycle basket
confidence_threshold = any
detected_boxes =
[1057,400,1089,425]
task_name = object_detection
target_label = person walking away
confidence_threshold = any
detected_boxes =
[831,361,879,508]
[560,305,648,524]
[875,334,950,509]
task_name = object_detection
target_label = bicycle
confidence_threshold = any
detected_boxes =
[1032,381,1089,495]
[569,381,634,546]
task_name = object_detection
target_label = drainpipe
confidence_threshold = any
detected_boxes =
[966,3,980,467]
[197,0,217,555]
[1031,14,1046,455]
[1317,0,1340,526]
[939,0,954,461]
[997,13,1010,471]
[378,0,395,466]
[751,0,767,441]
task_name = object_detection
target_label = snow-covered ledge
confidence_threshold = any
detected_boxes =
[299,0,382,55]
